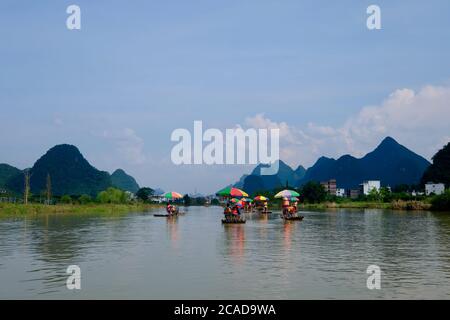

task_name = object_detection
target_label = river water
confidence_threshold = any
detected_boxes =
[0,207,449,299]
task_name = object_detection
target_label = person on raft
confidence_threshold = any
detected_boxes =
[282,197,290,218]
[166,203,178,215]
[224,203,233,221]
[224,204,242,222]
[263,200,268,213]
[234,205,243,221]
[292,199,298,214]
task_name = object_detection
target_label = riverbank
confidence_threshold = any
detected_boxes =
[295,200,432,211]
[0,203,163,216]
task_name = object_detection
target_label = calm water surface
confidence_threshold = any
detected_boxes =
[0,207,449,299]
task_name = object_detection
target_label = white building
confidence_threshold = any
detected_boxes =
[360,180,381,195]
[336,188,345,197]
[425,183,445,196]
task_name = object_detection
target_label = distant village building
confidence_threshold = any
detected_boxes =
[320,179,337,196]
[425,182,445,196]
[411,190,424,197]
[360,180,381,195]
[346,189,360,199]
[150,195,164,203]
[125,191,137,201]
[336,188,345,197]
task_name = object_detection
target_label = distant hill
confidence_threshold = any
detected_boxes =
[232,137,430,193]
[111,169,140,193]
[6,144,112,196]
[0,163,21,190]
[241,160,305,195]
[299,137,431,189]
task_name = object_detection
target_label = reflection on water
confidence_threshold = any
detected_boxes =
[0,207,449,299]
[166,216,179,249]
[223,225,246,265]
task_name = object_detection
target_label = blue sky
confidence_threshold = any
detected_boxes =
[1,1,450,194]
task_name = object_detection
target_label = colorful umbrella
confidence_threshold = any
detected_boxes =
[254,195,268,201]
[216,187,248,198]
[274,189,300,198]
[235,201,244,208]
[290,197,299,202]
[164,191,183,200]
[241,197,253,203]
[230,198,240,203]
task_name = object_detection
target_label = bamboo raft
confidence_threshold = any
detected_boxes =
[222,219,246,224]
[281,215,304,221]
[154,213,185,217]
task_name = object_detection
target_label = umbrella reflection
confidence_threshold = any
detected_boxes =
[223,225,246,264]
[283,221,297,251]
[166,216,179,249]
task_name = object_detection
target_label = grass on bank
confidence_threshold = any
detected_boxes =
[295,200,431,211]
[0,202,162,216]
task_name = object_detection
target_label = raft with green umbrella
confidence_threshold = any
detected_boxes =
[274,190,303,221]
[154,191,185,217]
[217,187,248,223]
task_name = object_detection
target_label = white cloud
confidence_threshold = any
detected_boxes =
[244,84,450,168]
[53,117,63,126]
[102,128,147,165]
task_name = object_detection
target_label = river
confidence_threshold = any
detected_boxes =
[0,207,449,299]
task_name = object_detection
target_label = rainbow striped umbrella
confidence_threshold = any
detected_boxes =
[164,191,183,200]
[290,197,299,202]
[216,187,248,198]
[254,195,269,201]
[274,190,300,199]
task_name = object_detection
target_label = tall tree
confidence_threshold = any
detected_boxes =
[136,187,154,202]
[24,170,31,205]
[299,181,327,203]
[46,173,52,204]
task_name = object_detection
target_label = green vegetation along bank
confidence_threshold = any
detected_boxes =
[0,203,162,216]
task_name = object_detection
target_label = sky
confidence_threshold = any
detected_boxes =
[1,0,450,194]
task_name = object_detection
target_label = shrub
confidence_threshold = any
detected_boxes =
[78,194,92,204]
[430,190,450,211]
[60,195,72,204]
[97,187,129,204]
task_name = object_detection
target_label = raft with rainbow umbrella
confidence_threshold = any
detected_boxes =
[275,189,304,221]
[216,187,248,224]
[154,191,185,217]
